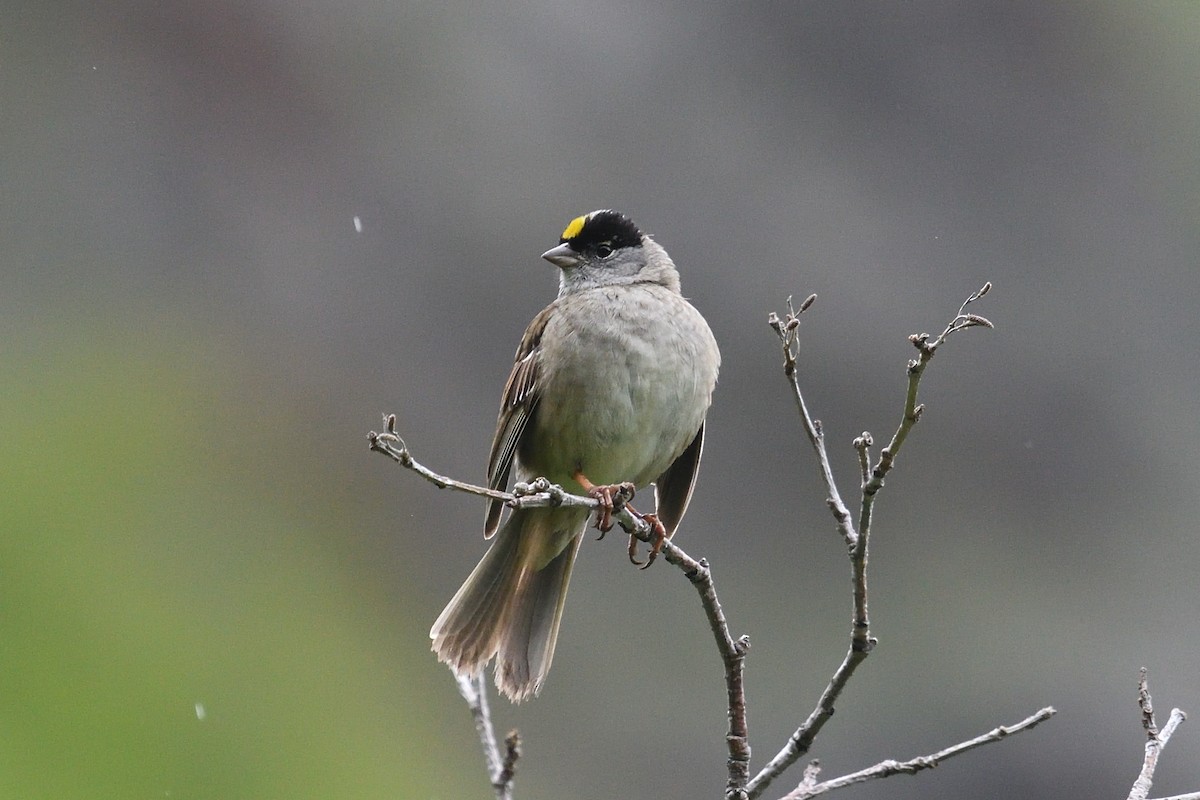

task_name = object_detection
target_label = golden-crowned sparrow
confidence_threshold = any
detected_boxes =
[430,210,720,701]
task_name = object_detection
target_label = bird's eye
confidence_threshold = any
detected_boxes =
[596,243,614,258]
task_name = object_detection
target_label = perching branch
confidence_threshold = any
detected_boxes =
[1128,669,1188,800]
[777,706,1056,799]
[367,417,750,798]
[368,422,593,513]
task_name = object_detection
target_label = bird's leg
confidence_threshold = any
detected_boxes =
[572,471,636,538]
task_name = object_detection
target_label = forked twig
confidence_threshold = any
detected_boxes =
[752,283,1010,799]
[1128,669,1188,800]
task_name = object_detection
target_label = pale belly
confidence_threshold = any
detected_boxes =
[516,283,718,491]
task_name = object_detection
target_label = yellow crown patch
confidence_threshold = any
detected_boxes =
[560,214,588,241]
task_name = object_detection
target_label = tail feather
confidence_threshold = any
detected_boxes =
[430,509,585,701]
[429,523,523,675]
[495,533,583,700]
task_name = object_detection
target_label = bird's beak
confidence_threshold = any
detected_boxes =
[541,243,580,269]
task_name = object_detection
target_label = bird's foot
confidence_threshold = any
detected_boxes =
[628,513,667,570]
[572,472,635,538]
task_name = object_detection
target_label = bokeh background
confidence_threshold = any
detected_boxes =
[5,1,1198,797]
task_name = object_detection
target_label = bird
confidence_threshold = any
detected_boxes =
[430,210,721,701]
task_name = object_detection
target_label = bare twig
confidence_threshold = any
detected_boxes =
[859,282,992,577]
[776,707,1056,799]
[368,417,751,798]
[865,282,992,523]
[1140,668,1159,737]
[1129,669,1188,800]
[673,556,751,800]
[368,415,656,546]
[751,284,996,799]
[368,416,593,513]
[767,295,856,551]
[853,433,872,489]
[498,730,521,796]
[797,761,821,793]
[454,672,517,800]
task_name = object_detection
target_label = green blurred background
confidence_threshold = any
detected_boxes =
[4,1,1199,798]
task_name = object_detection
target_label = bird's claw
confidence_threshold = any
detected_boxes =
[628,513,667,570]
[582,480,635,538]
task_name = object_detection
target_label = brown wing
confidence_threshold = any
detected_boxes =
[484,302,555,537]
[653,423,705,537]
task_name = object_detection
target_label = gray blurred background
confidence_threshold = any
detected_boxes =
[5,1,1199,797]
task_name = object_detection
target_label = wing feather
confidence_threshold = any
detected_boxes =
[652,423,705,537]
[484,303,556,536]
